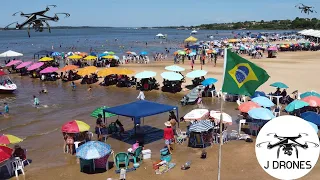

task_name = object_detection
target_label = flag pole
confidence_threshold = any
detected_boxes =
[217,48,228,180]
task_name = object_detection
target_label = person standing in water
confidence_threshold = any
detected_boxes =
[71,81,76,91]
[33,95,39,107]
[2,103,9,116]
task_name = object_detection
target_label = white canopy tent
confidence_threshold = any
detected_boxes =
[0,50,23,58]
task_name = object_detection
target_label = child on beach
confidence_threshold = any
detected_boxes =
[33,95,39,107]
[87,86,92,91]
[71,81,76,91]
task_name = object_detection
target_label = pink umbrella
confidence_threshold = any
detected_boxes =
[16,61,33,69]
[27,62,44,71]
[5,60,22,67]
[40,66,58,74]
[267,47,278,51]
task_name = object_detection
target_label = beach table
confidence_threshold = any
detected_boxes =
[267,95,282,106]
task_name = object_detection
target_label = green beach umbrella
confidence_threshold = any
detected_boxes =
[270,82,289,89]
[91,106,116,118]
[300,91,320,99]
[108,52,115,55]
[178,51,186,55]
[285,100,309,112]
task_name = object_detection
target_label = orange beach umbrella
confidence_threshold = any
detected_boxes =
[61,65,79,71]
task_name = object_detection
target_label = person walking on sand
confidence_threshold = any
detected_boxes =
[197,89,203,108]
[137,89,145,100]
[163,121,174,154]
[33,95,39,107]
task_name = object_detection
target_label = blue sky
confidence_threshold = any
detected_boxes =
[1,0,320,27]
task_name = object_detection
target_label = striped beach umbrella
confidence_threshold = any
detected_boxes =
[0,146,13,163]
[91,106,116,118]
[189,120,214,133]
[0,134,23,145]
[76,141,111,160]
[61,120,90,133]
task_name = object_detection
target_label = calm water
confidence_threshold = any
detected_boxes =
[0,28,289,172]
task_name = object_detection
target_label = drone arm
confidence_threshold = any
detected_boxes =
[268,139,287,149]
[291,139,308,148]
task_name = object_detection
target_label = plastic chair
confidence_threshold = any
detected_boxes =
[210,90,216,99]
[114,152,129,170]
[238,119,246,134]
[12,158,25,177]
[128,146,143,164]
[87,132,93,141]
[74,141,81,149]
[80,158,95,173]
[273,105,281,117]
[176,129,188,144]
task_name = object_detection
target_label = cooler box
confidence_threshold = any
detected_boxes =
[142,149,151,159]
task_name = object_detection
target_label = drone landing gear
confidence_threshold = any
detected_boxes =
[27,24,31,38]
[44,21,51,33]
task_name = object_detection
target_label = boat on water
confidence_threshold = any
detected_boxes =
[191,30,197,34]
[0,70,17,93]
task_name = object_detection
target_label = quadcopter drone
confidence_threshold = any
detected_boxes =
[4,5,70,37]
[295,3,317,14]
[256,133,319,159]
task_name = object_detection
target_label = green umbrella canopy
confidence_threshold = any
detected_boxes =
[91,106,116,118]
[285,100,309,112]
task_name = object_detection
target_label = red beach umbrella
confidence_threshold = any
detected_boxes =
[61,120,90,133]
[0,145,13,163]
[239,101,261,113]
[302,96,320,107]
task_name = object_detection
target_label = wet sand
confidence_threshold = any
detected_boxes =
[2,50,320,180]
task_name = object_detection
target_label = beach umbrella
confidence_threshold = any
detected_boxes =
[251,96,275,107]
[0,71,6,76]
[61,120,90,133]
[39,57,54,62]
[27,62,44,71]
[209,111,233,125]
[248,108,275,120]
[0,134,23,145]
[107,52,115,55]
[238,101,261,113]
[140,51,148,55]
[135,71,156,79]
[188,52,196,56]
[302,96,320,107]
[186,70,207,78]
[99,53,107,57]
[91,106,116,118]
[113,55,119,60]
[84,55,97,60]
[184,109,209,121]
[0,146,13,163]
[178,51,186,55]
[77,66,97,76]
[67,52,74,56]
[78,52,88,57]
[90,52,97,56]
[267,47,278,51]
[40,66,59,74]
[270,82,288,89]
[161,72,183,81]
[5,60,22,67]
[201,78,218,86]
[117,68,135,75]
[16,61,32,69]
[0,50,23,57]
[61,65,79,71]
[51,52,61,56]
[126,51,131,54]
[189,120,214,133]
[103,51,109,54]
[165,65,185,72]
[285,100,309,112]
[76,141,111,160]
[130,52,137,56]
[308,122,318,133]
[102,55,114,59]
[97,68,119,77]
[68,55,83,59]
[300,91,320,99]
[301,112,320,126]
[251,91,267,98]
[184,36,198,42]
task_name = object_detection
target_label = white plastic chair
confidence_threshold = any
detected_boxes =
[236,99,242,106]
[273,105,282,117]
[210,90,216,99]
[87,132,93,141]
[12,158,25,177]
[176,129,188,144]
[74,141,81,149]
[239,119,246,135]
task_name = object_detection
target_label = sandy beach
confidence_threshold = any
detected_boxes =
[10,50,320,180]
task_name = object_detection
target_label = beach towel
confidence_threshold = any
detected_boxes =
[115,167,136,174]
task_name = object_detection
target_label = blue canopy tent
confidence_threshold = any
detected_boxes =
[103,100,179,127]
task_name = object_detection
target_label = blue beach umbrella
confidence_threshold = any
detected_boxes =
[300,91,320,99]
[51,52,61,56]
[285,100,309,112]
[301,111,320,126]
[251,96,275,107]
[248,108,275,120]
[161,72,183,81]
[98,53,107,58]
[90,52,97,56]
[308,122,319,133]
[201,78,218,86]
[189,120,214,132]
[165,65,185,72]
[135,71,156,79]
[76,141,111,160]
[251,91,267,98]
[186,70,207,78]
[270,82,289,89]
[140,51,148,55]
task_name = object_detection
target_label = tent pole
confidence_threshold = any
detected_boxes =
[217,96,224,180]
[103,110,106,124]
[176,108,179,128]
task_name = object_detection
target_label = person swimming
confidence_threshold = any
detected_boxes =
[39,89,48,94]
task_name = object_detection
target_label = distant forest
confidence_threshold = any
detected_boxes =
[156,18,320,30]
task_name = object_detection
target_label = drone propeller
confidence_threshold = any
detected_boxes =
[256,141,271,148]
[55,13,70,18]
[295,3,305,7]
[266,133,276,136]
[4,22,19,29]
[47,5,57,8]
[305,141,319,148]
[12,11,23,16]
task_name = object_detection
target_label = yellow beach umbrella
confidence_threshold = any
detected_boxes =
[39,57,54,62]
[61,120,90,133]
[102,55,114,59]
[68,55,83,59]
[184,36,198,42]
[228,39,239,43]
[77,66,97,76]
[117,68,135,75]
[0,134,23,145]
[84,56,97,60]
[97,68,119,77]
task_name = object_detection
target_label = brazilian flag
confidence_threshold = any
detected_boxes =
[222,49,270,96]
